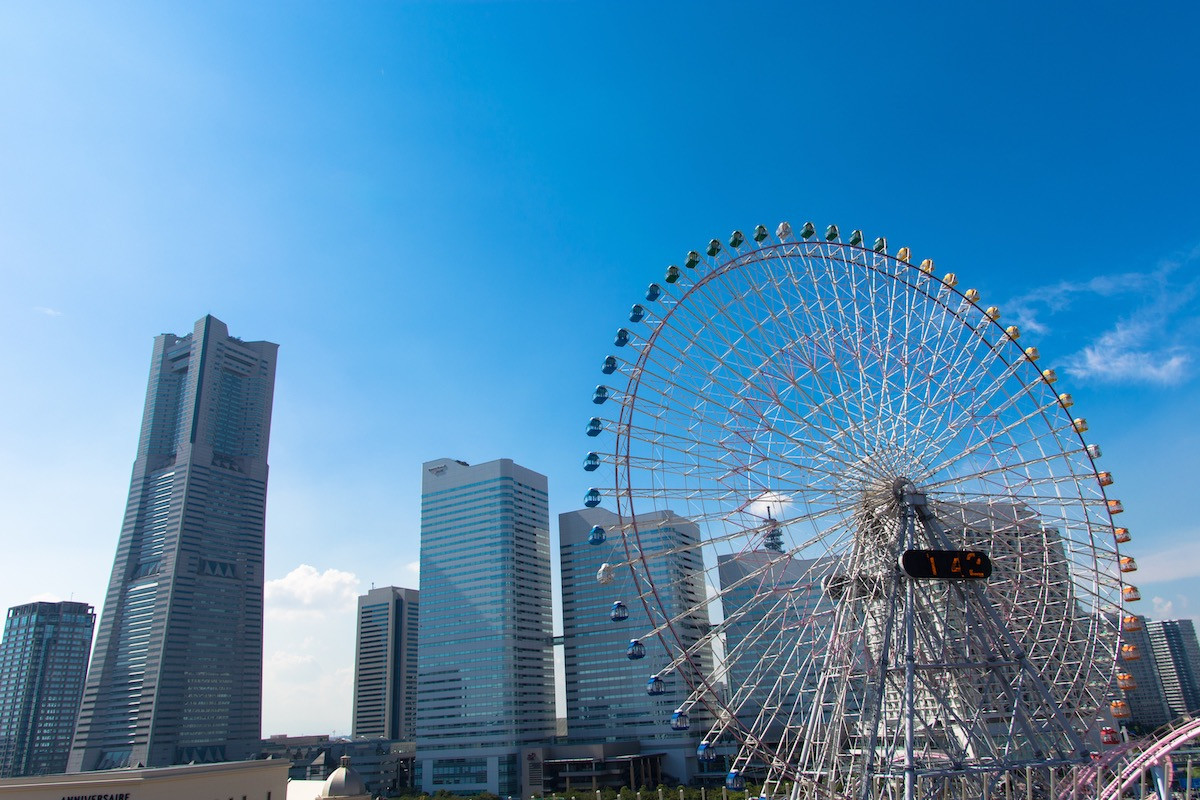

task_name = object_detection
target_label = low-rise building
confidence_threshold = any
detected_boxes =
[0,758,288,800]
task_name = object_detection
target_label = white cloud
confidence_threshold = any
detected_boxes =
[263,563,361,736]
[1152,596,1175,617]
[1005,271,1151,336]
[32,306,63,317]
[1003,250,1199,387]
[405,560,420,587]
[1065,319,1190,385]
[1131,540,1200,585]
[265,564,360,622]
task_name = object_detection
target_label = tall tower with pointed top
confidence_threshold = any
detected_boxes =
[68,315,277,772]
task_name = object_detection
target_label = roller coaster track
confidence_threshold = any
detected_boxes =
[1061,716,1200,800]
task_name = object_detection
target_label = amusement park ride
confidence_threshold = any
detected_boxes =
[579,221,1196,799]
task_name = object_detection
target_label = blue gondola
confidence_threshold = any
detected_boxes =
[645,283,662,302]
[629,304,645,323]
[697,742,717,761]
[601,355,617,375]
[588,526,606,546]
[726,771,745,791]
[592,386,609,405]
[665,265,681,284]
[626,639,646,660]
[671,710,690,731]
[646,676,665,695]
[584,488,601,508]
[614,328,631,347]
[585,417,603,437]
[610,601,628,621]
[583,452,600,472]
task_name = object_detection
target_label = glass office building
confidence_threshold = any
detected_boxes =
[416,458,554,798]
[1148,618,1200,719]
[353,586,420,740]
[559,507,710,784]
[0,602,95,777]
[69,316,277,771]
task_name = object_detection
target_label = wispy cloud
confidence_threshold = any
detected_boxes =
[1131,539,1200,585]
[32,306,62,317]
[1002,247,1200,386]
[265,564,359,622]
[1066,319,1190,385]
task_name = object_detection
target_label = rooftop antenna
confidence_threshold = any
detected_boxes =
[764,503,783,553]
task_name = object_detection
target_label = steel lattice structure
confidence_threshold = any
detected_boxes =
[582,222,1133,800]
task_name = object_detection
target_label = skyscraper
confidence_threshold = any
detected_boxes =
[416,458,554,798]
[1147,618,1200,719]
[69,315,278,772]
[353,586,420,740]
[0,602,95,777]
[717,551,834,743]
[559,507,710,783]
[1109,613,1172,732]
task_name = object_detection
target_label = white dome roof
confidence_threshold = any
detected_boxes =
[320,755,370,799]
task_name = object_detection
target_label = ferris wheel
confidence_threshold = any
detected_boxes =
[582,222,1135,800]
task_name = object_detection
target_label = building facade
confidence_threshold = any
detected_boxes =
[69,315,278,771]
[416,458,555,798]
[1147,618,1200,719]
[0,759,287,800]
[0,602,95,777]
[352,586,419,740]
[717,551,835,746]
[1111,614,1172,732]
[559,507,710,784]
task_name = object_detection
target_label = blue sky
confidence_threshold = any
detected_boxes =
[2,2,1198,736]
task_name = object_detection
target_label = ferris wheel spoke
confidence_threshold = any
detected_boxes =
[701,251,885,462]
[684,258,887,470]
[919,395,1083,483]
[913,350,1042,472]
[920,447,1091,494]
[612,417,853,487]
[903,285,990,420]
[623,324,878,479]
